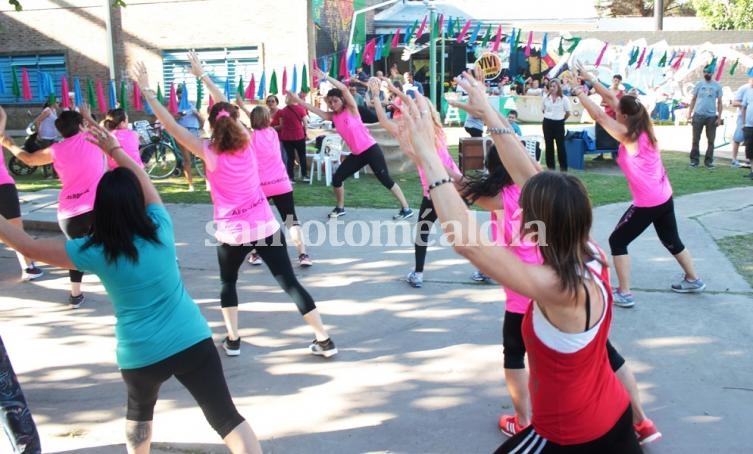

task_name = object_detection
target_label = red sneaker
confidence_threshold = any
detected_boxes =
[634,418,662,445]
[498,414,527,437]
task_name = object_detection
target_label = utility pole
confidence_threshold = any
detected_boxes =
[654,0,664,31]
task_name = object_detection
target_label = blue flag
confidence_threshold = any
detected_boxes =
[541,33,548,56]
[291,65,298,94]
[178,82,191,111]
[468,22,482,44]
[73,77,83,107]
[257,70,266,99]
[109,79,117,108]
[375,35,384,62]
[0,71,5,95]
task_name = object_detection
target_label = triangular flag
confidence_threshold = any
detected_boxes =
[60,76,70,109]
[178,82,190,111]
[223,78,232,101]
[95,80,107,113]
[339,51,348,79]
[132,81,142,112]
[456,19,471,43]
[269,69,278,95]
[510,28,517,53]
[636,47,647,69]
[524,31,533,57]
[237,75,245,99]
[21,68,32,100]
[730,58,739,75]
[119,79,129,112]
[156,83,163,103]
[167,82,178,114]
[687,50,696,69]
[480,24,493,49]
[491,25,502,53]
[715,57,726,81]
[347,49,356,76]
[282,67,288,94]
[363,38,377,65]
[595,42,608,67]
[566,37,581,54]
[671,51,686,71]
[404,20,417,44]
[628,47,639,66]
[86,79,96,106]
[301,65,309,93]
[257,71,266,99]
[245,74,255,100]
[355,47,364,69]
[658,51,667,67]
[558,36,564,56]
[416,15,428,40]
[11,67,20,99]
[73,77,82,107]
[329,54,338,78]
[445,17,454,37]
[514,28,522,48]
[375,35,384,61]
[468,22,482,45]
[196,78,204,110]
[0,71,5,96]
[541,33,549,56]
[382,33,393,58]
[437,14,444,36]
[645,49,654,67]
[391,28,401,48]
[291,65,298,95]
[108,79,118,109]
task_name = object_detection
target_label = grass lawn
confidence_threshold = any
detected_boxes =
[9,146,751,208]
[716,234,753,288]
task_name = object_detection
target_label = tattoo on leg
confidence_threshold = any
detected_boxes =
[125,420,151,449]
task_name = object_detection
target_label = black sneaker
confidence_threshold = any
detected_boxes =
[222,336,241,357]
[689,162,699,168]
[69,293,85,309]
[329,207,346,218]
[705,163,715,169]
[393,207,414,221]
[22,265,44,281]
[309,338,338,358]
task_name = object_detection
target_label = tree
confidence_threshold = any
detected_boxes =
[595,0,696,17]
[692,0,753,29]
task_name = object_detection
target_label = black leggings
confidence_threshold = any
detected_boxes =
[0,184,21,219]
[216,233,316,315]
[120,338,244,438]
[269,191,300,228]
[0,335,41,454]
[331,144,395,189]
[414,197,437,273]
[543,118,567,171]
[282,139,307,179]
[609,196,685,257]
[494,405,640,453]
[58,211,94,284]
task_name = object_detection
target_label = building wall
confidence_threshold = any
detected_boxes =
[0,0,309,127]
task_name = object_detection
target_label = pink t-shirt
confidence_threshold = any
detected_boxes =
[50,132,106,220]
[617,132,672,207]
[418,136,460,197]
[108,129,144,170]
[332,108,376,155]
[251,127,293,197]
[278,105,307,141]
[491,184,544,314]
[202,140,280,245]
[0,155,14,186]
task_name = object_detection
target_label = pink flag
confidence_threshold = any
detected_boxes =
[132,81,142,111]
[282,67,288,94]
[21,68,32,100]
[594,42,608,67]
[491,25,503,53]
[95,80,107,113]
[246,74,255,101]
[391,28,401,48]
[715,57,727,81]
[362,38,377,65]
[524,31,533,57]
[416,15,428,40]
[167,82,178,114]
[456,19,471,43]
[339,50,348,79]
[312,58,320,88]
[636,48,647,68]
[671,51,686,71]
[60,76,70,108]
[437,14,444,35]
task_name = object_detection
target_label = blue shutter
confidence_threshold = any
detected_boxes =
[0,54,67,105]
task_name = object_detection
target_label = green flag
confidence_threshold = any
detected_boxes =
[237,75,244,99]
[156,83,163,103]
[86,79,96,106]
[269,70,278,95]
[558,37,564,56]
[329,55,338,79]
[514,28,521,48]
[11,67,20,98]
[480,24,492,48]
[119,79,128,111]
[567,37,581,54]
[730,58,739,75]
[196,78,203,110]
[658,51,667,67]
[628,47,639,65]
[301,65,309,93]
[382,33,393,58]
[356,47,364,69]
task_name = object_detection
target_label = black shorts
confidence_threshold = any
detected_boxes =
[0,184,21,219]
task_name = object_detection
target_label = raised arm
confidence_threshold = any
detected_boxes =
[574,61,617,110]
[0,107,53,166]
[314,68,359,116]
[369,79,398,137]
[188,51,226,103]
[79,103,98,127]
[286,89,331,121]
[86,122,162,207]
[132,62,205,160]
[572,85,630,144]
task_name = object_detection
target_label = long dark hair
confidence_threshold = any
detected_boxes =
[81,167,160,263]
[460,145,514,203]
[618,95,657,147]
[519,172,603,297]
[208,102,249,153]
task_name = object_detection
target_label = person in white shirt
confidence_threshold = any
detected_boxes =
[541,78,572,171]
[731,80,753,167]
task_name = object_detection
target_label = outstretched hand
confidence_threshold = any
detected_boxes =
[573,61,594,82]
[394,93,438,166]
[131,62,151,91]
[84,122,120,156]
[448,71,495,120]
[285,90,304,104]
[313,68,327,81]
[187,51,204,78]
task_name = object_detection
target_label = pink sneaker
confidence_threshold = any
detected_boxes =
[498,414,527,437]
[634,418,662,445]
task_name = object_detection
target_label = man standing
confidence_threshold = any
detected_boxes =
[687,65,723,168]
[740,68,753,178]
[175,85,204,191]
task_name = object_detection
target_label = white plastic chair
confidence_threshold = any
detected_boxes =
[521,135,542,162]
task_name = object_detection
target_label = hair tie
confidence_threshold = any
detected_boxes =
[216,110,231,120]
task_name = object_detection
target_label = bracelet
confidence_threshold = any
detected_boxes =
[428,177,453,191]
[199,73,208,80]
[488,127,515,135]
[108,146,123,155]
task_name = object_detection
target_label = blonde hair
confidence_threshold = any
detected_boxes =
[250,106,271,130]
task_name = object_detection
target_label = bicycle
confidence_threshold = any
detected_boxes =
[135,121,204,180]
[7,123,57,179]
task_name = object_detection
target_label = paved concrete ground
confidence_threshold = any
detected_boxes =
[2,184,753,453]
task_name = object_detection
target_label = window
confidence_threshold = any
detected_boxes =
[162,47,261,102]
[0,54,67,105]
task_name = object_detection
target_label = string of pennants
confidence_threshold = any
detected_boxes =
[0,63,316,114]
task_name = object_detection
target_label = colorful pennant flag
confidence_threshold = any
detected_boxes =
[301,64,309,93]
[468,22,482,45]
[645,49,654,67]
[291,65,298,95]
[658,51,667,67]
[391,28,401,48]
[245,74,255,101]
[168,82,178,114]
[480,24,492,49]
[456,19,471,43]
[223,78,232,101]
[11,68,20,99]
[339,51,348,79]
[95,80,107,113]
[566,37,581,54]
[541,33,549,56]
[416,15,427,40]
[524,31,533,57]
[636,48,647,68]
[437,14,444,36]
[375,35,384,61]
[730,58,739,75]
[108,79,117,109]
[715,57,726,81]
[156,82,163,103]
[237,75,245,100]
[73,77,82,107]
[595,42,608,67]
[86,79,96,106]
[257,71,266,99]
[21,68,32,100]
[61,76,70,109]
[382,33,393,59]
[178,82,190,111]
[363,38,377,65]
[132,81,142,112]
[404,20,417,44]
[119,79,129,112]
[196,79,203,110]
[491,25,502,53]
[282,67,288,93]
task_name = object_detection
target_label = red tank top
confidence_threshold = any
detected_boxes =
[522,248,629,445]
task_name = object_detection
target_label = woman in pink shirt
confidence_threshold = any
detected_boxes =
[288,68,413,220]
[100,108,144,170]
[2,109,105,308]
[247,105,312,267]
[0,107,44,281]
[133,55,336,358]
[574,62,705,309]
